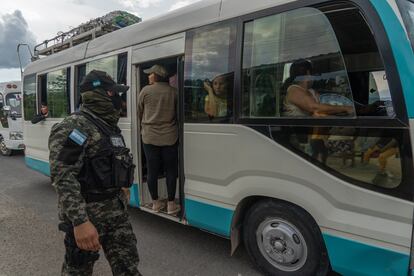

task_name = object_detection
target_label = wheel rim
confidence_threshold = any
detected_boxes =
[0,139,10,155]
[256,218,308,272]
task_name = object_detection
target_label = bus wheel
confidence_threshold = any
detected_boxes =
[0,139,12,156]
[243,199,326,276]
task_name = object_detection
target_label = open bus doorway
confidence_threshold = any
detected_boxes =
[135,56,184,219]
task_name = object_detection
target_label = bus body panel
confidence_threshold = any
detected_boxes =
[2,118,24,151]
[219,0,295,20]
[184,124,412,249]
[24,43,88,76]
[131,33,185,64]
[184,124,411,274]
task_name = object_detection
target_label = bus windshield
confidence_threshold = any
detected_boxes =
[398,0,414,51]
[5,92,22,115]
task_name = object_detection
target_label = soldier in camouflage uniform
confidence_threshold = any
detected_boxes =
[49,70,141,276]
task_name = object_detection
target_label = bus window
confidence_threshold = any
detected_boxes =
[86,55,118,79]
[42,68,70,118]
[23,74,36,121]
[6,93,22,116]
[367,71,394,117]
[75,64,86,110]
[321,3,396,117]
[75,53,128,116]
[38,74,47,108]
[242,8,355,118]
[242,3,399,119]
[271,126,409,198]
[184,21,237,122]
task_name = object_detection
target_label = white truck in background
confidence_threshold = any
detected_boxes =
[0,81,24,156]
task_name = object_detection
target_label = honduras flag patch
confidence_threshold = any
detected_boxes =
[69,129,87,146]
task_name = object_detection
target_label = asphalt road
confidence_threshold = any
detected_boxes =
[0,153,260,276]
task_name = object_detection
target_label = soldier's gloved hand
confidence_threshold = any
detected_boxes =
[74,220,101,251]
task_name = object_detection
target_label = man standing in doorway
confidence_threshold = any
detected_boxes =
[49,70,141,275]
[138,64,180,215]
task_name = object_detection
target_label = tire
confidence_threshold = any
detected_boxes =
[243,199,328,276]
[0,138,12,156]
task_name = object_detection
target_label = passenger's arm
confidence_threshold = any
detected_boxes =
[31,114,46,124]
[287,86,353,116]
[204,81,217,117]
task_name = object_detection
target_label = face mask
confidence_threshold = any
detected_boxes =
[111,94,122,110]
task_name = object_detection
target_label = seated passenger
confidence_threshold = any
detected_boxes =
[204,73,232,118]
[282,59,353,117]
[31,103,48,124]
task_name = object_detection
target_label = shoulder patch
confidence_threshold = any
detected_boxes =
[69,129,87,146]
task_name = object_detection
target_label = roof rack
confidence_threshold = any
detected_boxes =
[34,11,141,58]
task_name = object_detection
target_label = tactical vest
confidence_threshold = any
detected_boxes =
[77,111,135,202]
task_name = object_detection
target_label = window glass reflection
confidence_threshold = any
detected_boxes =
[272,126,402,189]
[46,69,70,118]
[242,5,397,119]
[23,74,36,121]
[242,8,355,118]
[184,23,236,122]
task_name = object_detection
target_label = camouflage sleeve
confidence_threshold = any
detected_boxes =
[48,119,89,226]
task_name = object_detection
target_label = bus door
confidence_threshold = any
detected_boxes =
[130,33,186,219]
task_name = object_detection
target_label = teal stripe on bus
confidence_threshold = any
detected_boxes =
[129,183,140,207]
[25,156,50,176]
[323,233,409,276]
[185,198,233,237]
[370,0,414,119]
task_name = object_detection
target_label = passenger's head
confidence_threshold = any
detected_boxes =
[40,102,48,115]
[144,64,168,84]
[290,59,314,86]
[211,73,233,97]
[212,75,228,96]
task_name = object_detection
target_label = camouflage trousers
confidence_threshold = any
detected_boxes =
[61,196,141,276]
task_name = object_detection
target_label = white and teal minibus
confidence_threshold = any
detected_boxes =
[22,0,414,274]
[0,81,24,156]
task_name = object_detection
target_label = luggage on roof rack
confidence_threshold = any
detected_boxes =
[34,11,141,58]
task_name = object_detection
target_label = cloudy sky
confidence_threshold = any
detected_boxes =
[0,0,200,82]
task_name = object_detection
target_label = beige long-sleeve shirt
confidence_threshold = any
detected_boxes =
[138,82,178,146]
